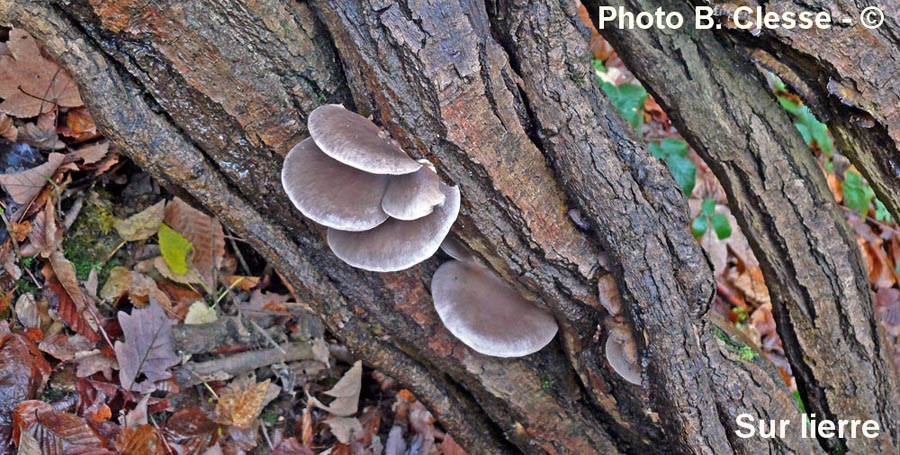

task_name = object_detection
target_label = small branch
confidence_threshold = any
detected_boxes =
[176,341,315,387]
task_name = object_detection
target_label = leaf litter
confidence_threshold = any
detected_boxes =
[0,28,469,455]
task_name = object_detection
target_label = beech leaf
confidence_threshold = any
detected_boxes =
[0,29,83,118]
[13,401,114,455]
[44,252,101,341]
[115,424,165,455]
[114,299,180,392]
[164,197,225,289]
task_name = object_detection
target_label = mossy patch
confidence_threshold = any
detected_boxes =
[712,326,759,361]
[61,191,120,282]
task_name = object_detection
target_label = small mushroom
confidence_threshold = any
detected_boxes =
[381,164,445,220]
[439,237,476,263]
[327,183,461,272]
[606,337,641,385]
[430,260,558,357]
[307,104,422,175]
[281,138,390,231]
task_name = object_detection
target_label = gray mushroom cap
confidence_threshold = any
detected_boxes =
[430,260,559,358]
[327,183,461,272]
[606,337,642,385]
[308,104,422,175]
[382,165,446,220]
[281,138,390,231]
[439,237,476,263]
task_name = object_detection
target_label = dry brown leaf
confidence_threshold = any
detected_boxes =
[225,275,259,291]
[38,333,95,361]
[164,197,225,289]
[44,252,101,341]
[728,267,771,307]
[20,200,61,258]
[324,417,363,444]
[115,424,165,455]
[73,349,117,380]
[120,394,151,428]
[58,107,99,142]
[309,361,362,417]
[71,140,109,165]
[13,400,114,455]
[115,200,165,241]
[0,151,64,204]
[875,288,900,325]
[184,301,217,325]
[215,374,280,429]
[0,29,83,118]
[0,112,17,141]
[114,298,179,392]
[19,113,65,150]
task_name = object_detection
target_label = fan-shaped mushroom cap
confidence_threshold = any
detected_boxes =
[439,237,476,263]
[606,337,641,385]
[327,183,461,272]
[308,105,422,175]
[382,165,445,220]
[431,260,558,358]
[281,138,390,231]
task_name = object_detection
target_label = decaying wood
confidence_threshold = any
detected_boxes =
[0,0,895,453]
[176,341,318,387]
[583,1,900,452]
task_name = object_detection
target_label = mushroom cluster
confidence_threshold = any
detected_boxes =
[598,275,642,385]
[431,252,559,358]
[281,105,460,272]
[281,105,558,358]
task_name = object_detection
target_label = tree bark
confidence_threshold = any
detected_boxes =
[0,0,893,453]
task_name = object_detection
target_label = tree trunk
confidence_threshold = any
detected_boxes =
[1,0,896,453]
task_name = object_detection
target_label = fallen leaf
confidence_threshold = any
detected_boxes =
[114,298,180,392]
[73,349,117,380]
[44,252,101,341]
[58,108,99,142]
[115,200,165,242]
[215,374,280,429]
[120,395,151,428]
[0,29,83,118]
[115,424,164,455]
[225,275,259,291]
[13,401,114,455]
[165,197,226,289]
[164,407,220,455]
[0,113,16,141]
[0,327,51,431]
[158,223,192,276]
[325,417,363,444]
[38,333,95,361]
[875,288,900,325]
[71,140,109,165]
[184,302,217,325]
[20,200,61,258]
[309,361,362,417]
[14,293,48,329]
[271,437,314,455]
[0,152,64,204]
[19,113,64,150]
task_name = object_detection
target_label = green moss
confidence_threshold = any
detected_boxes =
[712,326,759,361]
[61,192,120,282]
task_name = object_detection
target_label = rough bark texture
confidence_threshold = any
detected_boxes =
[0,0,891,453]
[583,1,900,452]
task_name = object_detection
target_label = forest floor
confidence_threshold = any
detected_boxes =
[0,3,898,454]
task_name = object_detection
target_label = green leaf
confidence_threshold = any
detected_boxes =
[701,198,716,216]
[875,199,893,222]
[794,106,833,154]
[601,82,647,130]
[842,171,875,217]
[691,215,708,238]
[710,213,732,239]
[592,59,606,73]
[158,224,192,275]
[665,154,696,196]
[648,142,666,159]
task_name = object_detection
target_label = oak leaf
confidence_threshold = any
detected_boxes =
[0,29,83,118]
[114,299,180,392]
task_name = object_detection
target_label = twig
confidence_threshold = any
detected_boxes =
[248,318,286,354]
[227,230,251,276]
[176,341,315,387]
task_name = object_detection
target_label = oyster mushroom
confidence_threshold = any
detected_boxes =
[327,183,461,272]
[606,336,642,385]
[307,104,422,175]
[281,138,390,231]
[430,260,558,357]
[382,165,446,220]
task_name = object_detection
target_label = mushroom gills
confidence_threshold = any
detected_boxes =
[439,237,476,263]
[281,138,390,231]
[382,165,446,220]
[606,336,641,385]
[327,183,461,272]
[430,260,558,358]
[307,104,422,175]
